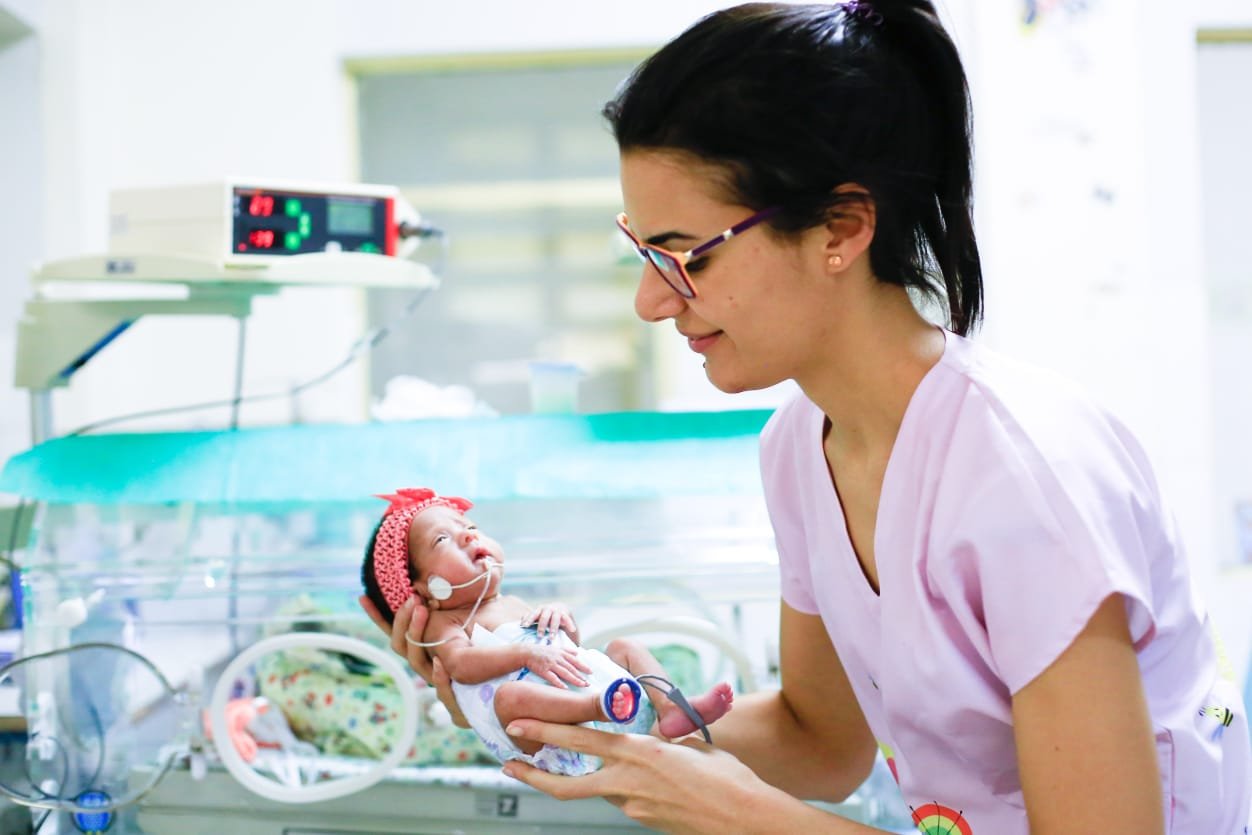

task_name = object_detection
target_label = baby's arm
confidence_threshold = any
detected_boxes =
[429,623,593,687]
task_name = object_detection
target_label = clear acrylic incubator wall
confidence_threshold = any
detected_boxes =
[0,410,912,833]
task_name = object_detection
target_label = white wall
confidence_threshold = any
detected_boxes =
[0,0,745,471]
[1197,41,1252,689]
[31,0,369,449]
[0,1,39,486]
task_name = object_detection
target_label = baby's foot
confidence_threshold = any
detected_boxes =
[657,682,734,739]
[602,681,638,723]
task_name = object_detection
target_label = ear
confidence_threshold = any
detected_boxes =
[822,184,876,268]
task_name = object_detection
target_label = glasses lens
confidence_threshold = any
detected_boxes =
[644,249,693,298]
[616,215,694,298]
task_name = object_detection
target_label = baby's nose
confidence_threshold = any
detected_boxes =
[460,529,478,546]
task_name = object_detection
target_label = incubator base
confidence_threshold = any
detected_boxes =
[133,764,877,834]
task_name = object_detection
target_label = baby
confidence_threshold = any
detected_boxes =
[360,487,734,776]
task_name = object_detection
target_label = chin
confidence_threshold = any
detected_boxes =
[704,362,779,395]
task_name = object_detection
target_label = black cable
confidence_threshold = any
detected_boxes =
[62,232,449,438]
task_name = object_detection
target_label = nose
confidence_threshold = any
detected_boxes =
[633,265,687,323]
[459,529,479,547]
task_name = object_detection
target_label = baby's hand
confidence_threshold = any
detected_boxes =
[524,643,592,688]
[522,603,576,638]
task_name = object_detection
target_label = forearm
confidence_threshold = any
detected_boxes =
[738,779,895,834]
[707,688,875,802]
[440,645,528,684]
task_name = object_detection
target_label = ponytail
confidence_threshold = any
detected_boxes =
[873,0,983,334]
[605,1,985,335]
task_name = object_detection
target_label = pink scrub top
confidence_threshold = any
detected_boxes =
[760,328,1252,834]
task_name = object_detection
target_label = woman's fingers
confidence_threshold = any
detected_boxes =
[431,658,470,728]
[387,597,434,681]
[502,760,609,801]
[386,597,414,656]
[505,719,635,761]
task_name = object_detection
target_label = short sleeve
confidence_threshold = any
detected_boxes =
[928,385,1166,695]
[760,398,821,615]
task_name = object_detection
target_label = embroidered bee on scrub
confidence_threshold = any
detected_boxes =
[1200,705,1236,742]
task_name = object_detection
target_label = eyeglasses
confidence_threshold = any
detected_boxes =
[615,207,781,299]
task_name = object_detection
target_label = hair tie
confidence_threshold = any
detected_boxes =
[842,0,884,27]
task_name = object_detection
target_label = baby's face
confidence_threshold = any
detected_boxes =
[407,505,504,607]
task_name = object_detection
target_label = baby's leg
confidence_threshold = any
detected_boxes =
[493,680,611,756]
[603,637,734,739]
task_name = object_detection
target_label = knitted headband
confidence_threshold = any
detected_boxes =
[371,487,474,614]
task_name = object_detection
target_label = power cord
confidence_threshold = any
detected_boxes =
[63,228,448,438]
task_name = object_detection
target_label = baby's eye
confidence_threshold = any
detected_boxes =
[433,534,449,545]
[466,525,478,531]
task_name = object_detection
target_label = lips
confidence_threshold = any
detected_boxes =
[685,331,722,354]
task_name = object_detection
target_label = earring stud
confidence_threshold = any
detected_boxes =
[828,254,844,269]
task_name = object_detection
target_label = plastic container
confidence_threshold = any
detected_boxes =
[528,361,582,414]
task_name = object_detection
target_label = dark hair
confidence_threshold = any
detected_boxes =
[360,518,416,625]
[604,1,983,335]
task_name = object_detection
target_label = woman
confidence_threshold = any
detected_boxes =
[362,2,1252,832]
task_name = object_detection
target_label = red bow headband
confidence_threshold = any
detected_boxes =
[372,488,474,614]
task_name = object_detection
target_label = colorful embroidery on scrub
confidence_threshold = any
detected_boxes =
[877,740,899,784]
[910,802,973,835]
[1199,705,1235,741]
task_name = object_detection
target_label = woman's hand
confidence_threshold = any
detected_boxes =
[358,594,468,728]
[500,720,778,834]
[521,602,578,640]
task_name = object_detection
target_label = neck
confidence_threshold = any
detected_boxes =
[797,283,945,461]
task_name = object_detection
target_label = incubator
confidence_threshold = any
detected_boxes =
[0,178,910,832]
[0,410,910,833]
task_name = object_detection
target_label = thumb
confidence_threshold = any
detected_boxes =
[431,657,450,687]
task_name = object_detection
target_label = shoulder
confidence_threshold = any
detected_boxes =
[933,334,1159,507]
[760,389,820,468]
[758,390,823,512]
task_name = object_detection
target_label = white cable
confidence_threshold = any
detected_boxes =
[209,632,418,804]
[406,559,498,648]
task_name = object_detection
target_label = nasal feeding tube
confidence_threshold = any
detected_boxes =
[407,558,498,648]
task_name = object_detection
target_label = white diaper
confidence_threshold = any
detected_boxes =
[451,622,655,776]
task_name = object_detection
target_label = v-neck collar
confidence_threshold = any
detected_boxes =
[810,328,951,602]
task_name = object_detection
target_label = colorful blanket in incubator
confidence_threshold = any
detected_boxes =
[255,625,494,767]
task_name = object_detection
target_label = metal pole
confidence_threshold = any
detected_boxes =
[29,390,53,446]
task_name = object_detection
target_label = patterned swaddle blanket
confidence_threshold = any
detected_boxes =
[451,621,656,776]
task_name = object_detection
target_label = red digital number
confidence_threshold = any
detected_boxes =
[248,194,275,217]
[248,229,276,248]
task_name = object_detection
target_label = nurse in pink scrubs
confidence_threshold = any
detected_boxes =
[365,2,1252,832]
